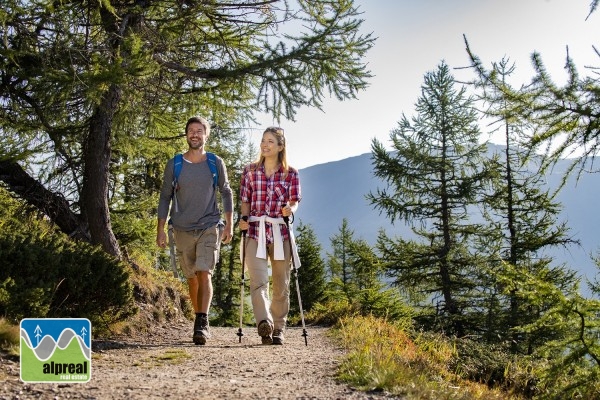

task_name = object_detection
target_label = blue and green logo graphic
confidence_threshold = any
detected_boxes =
[20,318,91,383]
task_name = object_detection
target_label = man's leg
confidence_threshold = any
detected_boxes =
[173,229,205,344]
[188,276,200,312]
[192,271,212,345]
[196,271,212,314]
[193,225,219,345]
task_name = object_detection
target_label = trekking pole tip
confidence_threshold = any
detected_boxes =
[302,330,308,346]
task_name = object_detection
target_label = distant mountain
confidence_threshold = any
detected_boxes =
[295,144,599,296]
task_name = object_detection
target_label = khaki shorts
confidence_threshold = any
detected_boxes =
[174,224,222,279]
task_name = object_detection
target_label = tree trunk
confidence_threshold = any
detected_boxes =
[0,160,90,241]
[81,84,122,259]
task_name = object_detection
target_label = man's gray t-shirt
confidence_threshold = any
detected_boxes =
[158,155,233,231]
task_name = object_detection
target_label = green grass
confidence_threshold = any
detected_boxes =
[138,348,192,368]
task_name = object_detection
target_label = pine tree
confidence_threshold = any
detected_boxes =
[369,62,490,337]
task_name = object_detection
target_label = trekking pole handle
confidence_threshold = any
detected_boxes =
[282,202,294,225]
[241,215,248,236]
[283,214,294,225]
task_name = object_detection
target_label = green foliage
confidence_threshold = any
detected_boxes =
[0,0,374,258]
[468,57,581,355]
[290,223,327,317]
[472,257,600,398]
[0,230,135,327]
[305,296,356,326]
[306,276,414,328]
[316,219,411,327]
[211,236,254,327]
[449,338,536,396]
[528,292,600,399]
[327,218,385,292]
[465,2,600,179]
[0,188,135,329]
[370,62,491,337]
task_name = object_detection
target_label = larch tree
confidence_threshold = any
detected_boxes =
[463,1,600,179]
[369,62,490,337]
[0,0,374,259]
[463,2,600,385]
[326,218,355,291]
[472,58,579,354]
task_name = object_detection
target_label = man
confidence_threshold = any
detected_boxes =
[156,116,233,345]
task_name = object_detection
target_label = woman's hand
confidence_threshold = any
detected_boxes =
[239,217,249,232]
[281,203,293,217]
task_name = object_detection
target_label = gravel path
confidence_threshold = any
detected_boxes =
[1,318,398,399]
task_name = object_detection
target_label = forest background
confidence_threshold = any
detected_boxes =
[1,1,600,398]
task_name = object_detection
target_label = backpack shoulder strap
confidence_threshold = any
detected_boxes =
[206,152,218,189]
[172,153,184,190]
[170,153,184,216]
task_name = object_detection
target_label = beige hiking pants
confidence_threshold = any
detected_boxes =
[244,238,291,331]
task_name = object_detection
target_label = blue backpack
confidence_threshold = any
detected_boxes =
[171,152,219,212]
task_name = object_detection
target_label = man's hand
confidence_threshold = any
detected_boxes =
[221,223,233,244]
[156,231,167,248]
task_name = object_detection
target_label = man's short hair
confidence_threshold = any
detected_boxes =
[185,116,210,136]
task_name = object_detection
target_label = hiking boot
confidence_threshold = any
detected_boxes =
[193,314,210,345]
[257,320,273,345]
[272,328,284,345]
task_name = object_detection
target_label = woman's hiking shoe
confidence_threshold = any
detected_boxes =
[193,314,210,345]
[272,328,284,345]
[257,320,273,345]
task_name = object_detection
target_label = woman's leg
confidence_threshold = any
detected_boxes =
[245,239,272,325]
[269,240,291,331]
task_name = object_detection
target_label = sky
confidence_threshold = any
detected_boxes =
[248,0,600,169]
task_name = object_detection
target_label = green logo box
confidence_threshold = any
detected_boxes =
[20,318,91,383]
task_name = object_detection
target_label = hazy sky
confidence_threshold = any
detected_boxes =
[248,0,600,169]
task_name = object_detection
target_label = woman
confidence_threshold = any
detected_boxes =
[239,126,301,345]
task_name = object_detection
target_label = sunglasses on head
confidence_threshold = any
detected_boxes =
[265,126,284,135]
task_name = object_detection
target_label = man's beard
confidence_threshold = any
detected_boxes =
[187,139,204,149]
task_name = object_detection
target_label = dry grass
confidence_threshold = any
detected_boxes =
[0,317,20,357]
[332,315,523,400]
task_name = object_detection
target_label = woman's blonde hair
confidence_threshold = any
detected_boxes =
[254,126,289,176]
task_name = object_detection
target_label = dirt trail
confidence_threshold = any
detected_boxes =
[1,318,397,399]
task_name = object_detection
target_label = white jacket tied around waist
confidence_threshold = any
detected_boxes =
[245,215,301,268]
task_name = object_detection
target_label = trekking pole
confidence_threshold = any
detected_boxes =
[237,216,248,343]
[283,213,308,346]
[167,222,179,279]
